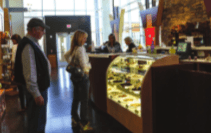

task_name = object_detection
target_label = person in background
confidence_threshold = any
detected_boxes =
[11,34,27,113]
[64,30,93,132]
[14,18,51,133]
[124,36,136,53]
[102,33,122,53]
[11,34,21,64]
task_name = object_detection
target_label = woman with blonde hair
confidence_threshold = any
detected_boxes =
[124,36,136,53]
[64,30,93,131]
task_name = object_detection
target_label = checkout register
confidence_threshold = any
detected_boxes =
[176,42,191,59]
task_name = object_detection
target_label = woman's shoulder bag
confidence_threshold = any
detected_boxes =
[66,47,84,81]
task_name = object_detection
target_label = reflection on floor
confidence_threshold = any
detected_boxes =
[0,67,131,133]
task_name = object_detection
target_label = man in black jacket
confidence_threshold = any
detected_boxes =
[14,18,51,133]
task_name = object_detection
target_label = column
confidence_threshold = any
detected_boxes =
[94,0,101,46]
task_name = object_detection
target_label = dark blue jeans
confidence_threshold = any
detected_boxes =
[71,74,90,126]
[26,89,48,133]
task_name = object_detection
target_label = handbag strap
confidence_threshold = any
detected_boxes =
[70,47,78,66]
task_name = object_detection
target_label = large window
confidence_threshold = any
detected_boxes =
[108,0,147,51]
[23,0,96,52]
[23,0,160,51]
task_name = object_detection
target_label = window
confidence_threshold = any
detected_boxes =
[111,1,146,51]
[24,0,97,45]
[75,0,86,10]
[75,11,86,15]
[156,0,159,6]
[98,0,102,9]
[24,11,42,17]
[121,0,129,8]
[131,9,140,23]
[43,11,55,17]
[130,2,138,10]
[87,11,95,31]
[56,11,74,15]
[43,0,55,10]
[55,0,74,10]
[24,18,31,34]
[24,0,42,10]
[87,0,94,11]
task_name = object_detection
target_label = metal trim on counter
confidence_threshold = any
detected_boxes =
[88,52,150,58]
[180,59,211,64]
[88,53,128,58]
[155,46,211,51]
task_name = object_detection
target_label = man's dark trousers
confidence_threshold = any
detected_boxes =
[26,89,48,133]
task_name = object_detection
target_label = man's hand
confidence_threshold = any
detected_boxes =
[35,96,44,106]
[85,71,89,76]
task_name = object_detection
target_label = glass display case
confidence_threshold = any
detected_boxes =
[106,54,166,117]
[106,54,179,133]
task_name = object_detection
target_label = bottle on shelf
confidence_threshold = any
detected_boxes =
[151,40,154,53]
[169,45,176,54]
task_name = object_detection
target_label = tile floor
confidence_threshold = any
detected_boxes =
[0,67,131,133]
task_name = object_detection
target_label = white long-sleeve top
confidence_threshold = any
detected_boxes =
[64,46,91,73]
[11,44,18,63]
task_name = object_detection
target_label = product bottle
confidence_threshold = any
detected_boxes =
[151,41,154,53]
[169,45,176,54]
[147,45,151,53]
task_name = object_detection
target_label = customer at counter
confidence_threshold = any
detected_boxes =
[64,30,93,132]
[124,36,136,53]
[102,34,122,53]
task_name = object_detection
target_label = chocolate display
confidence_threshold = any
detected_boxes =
[121,83,132,88]
[113,80,123,83]
[123,99,133,102]
[138,60,147,65]
[132,87,141,91]
[130,103,141,107]
[118,94,127,97]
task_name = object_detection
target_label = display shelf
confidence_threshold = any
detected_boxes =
[0,89,6,120]
[107,55,156,119]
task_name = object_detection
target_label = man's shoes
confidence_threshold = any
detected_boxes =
[80,122,94,132]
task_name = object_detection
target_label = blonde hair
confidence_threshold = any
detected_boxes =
[124,36,133,43]
[70,30,88,55]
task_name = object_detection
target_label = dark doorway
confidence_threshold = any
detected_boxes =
[45,16,91,68]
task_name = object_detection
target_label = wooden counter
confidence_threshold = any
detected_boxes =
[88,53,119,112]
[180,59,211,72]
[156,46,211,57]
[155,46,211,51]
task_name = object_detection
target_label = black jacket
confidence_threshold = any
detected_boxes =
[126,43,136,52]
[102,42,122,53]
[14,37,50,92]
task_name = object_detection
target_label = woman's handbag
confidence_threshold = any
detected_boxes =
[66,48,84,80]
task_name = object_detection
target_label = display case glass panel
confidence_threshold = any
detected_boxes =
[107,54,165,117]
